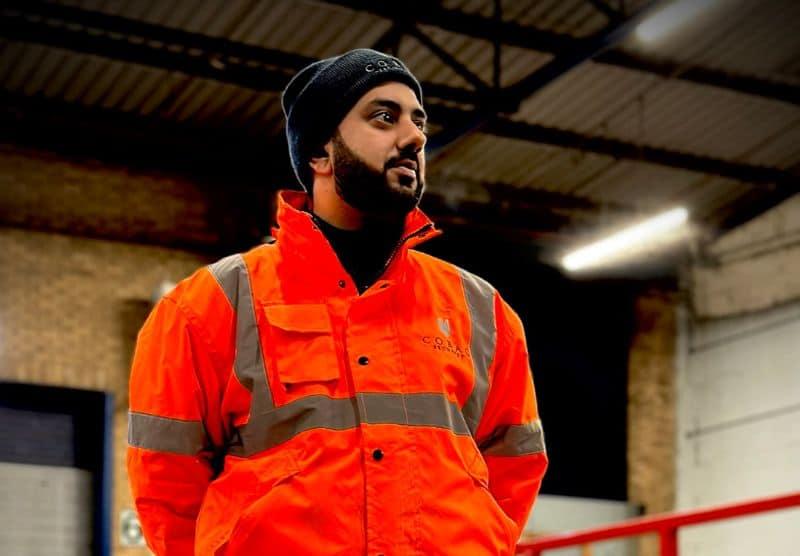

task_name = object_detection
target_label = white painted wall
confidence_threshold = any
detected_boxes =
[676,300,800,556]
[691,194,800,318]
[0,461,92,555]
[524,495,639,555]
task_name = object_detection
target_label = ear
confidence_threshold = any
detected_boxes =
[309,140,333,176]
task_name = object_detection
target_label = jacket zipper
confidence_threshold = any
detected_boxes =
[378,222,434,280]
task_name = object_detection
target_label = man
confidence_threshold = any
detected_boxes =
[128,48,547,556]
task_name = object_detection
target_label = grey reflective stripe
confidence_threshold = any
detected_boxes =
[357,392,470,435]
[480,419,546,457]
[229,395,359,457]
[229,392,470,457]
[458,268,497,437]
[208,254,274,412]
[128,411,207,455]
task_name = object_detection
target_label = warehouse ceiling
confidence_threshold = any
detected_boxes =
[1,0,798,267]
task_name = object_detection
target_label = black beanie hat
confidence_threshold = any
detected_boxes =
[281,48,423,191]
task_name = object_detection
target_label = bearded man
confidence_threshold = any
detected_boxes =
[128,48,547,556]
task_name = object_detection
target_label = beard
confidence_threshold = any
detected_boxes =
[330,130,425,219]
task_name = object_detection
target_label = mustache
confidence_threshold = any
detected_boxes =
[384,149,420,171]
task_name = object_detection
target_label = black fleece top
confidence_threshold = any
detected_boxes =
[311,213,404,294]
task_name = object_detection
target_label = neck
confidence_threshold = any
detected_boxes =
[311,177,364,230]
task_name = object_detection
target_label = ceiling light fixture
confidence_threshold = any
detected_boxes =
[562,207,690,272]
[635,0,717,43]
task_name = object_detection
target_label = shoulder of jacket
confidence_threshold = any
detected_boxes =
[204,244,277,298]
[160,244,275,307]
[408,255,525,341]
[409,250,497,295]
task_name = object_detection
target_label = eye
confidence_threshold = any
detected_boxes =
[373,111,396,124]
[414,120,428,132]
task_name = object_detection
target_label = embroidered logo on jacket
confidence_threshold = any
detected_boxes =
[422,317,470,360]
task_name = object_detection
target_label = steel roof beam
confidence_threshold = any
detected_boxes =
[483,116,795,188]
[594,50,799,105]
[319,0,799,106]
[2,1,312,71]
[504,1,658,105]
[424,105,797,190]
[405,25,491,91]
[426,1,660,154]
[585,0,625,24]
[0,2,479,104]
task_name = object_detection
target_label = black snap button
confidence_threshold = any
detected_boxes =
[358,356,369,366]
[338,280,346,288]
[372,449,384,461]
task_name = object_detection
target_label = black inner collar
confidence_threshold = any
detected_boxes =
[311,213,404,293]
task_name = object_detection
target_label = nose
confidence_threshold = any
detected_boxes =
[397,117,426,153]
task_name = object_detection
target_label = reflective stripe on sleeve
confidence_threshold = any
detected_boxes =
[480,419,546,457]
[458,268,497,437]
[128,411,207,455]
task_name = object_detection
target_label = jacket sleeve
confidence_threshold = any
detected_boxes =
[127,294,222,556]
[475,294,548,537]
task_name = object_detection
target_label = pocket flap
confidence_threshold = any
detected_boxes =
[263,304,339,385]
[264,304,332,333]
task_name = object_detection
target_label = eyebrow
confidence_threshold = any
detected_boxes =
[366,99,427,121]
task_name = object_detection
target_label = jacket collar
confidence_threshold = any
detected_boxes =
[271,190,441,290]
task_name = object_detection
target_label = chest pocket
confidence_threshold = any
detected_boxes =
[263,304,340,390]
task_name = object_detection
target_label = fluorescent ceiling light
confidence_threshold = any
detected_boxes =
[635,0,717,43]
[562,207,689,272]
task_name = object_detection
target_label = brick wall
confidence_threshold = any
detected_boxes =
[0,145,216,555]
[0,144,221,247]
[627,290,678,556]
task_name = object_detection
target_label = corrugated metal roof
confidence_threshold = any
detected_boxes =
[432,134,614,193]
[444,0,610,38]
[401,25,553,88]
[515,62,799,165]
[621,0,800,83]
[1,0,797,251]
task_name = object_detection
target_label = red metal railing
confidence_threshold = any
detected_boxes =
[516,491,800,556]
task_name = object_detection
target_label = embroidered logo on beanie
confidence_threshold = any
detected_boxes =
[365,59,404,73]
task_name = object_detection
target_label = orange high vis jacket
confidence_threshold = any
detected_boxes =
[128,190,547,556]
